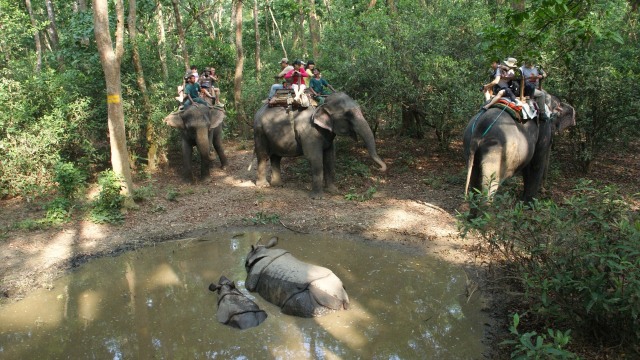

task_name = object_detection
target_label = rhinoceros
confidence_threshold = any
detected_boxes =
[244,237,349,317]
[208,275,268,329]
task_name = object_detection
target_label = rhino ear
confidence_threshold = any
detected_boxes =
[266,237,278,248]
[208,283,220,292]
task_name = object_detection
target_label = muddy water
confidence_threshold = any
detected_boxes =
[0,232,487,359]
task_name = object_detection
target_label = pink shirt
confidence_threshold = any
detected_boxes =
[284,68,308,85]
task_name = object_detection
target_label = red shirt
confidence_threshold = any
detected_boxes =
[284,68,308,85]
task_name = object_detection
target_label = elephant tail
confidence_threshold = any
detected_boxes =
[464,138,480,197]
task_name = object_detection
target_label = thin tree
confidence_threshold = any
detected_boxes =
[25,0,43,72]
[92,0,135,206]
[45,0,64,67]
[308,0,320,60]
[253,0,262,75]
[128,0,157,171]
[156,0,168,83]
[233,0,247,134]
[74,0,90,46]
[171,0,189,71]
[267,2,287,58]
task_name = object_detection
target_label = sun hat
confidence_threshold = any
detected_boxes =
[280,58,289,64]
[503,57,518,68]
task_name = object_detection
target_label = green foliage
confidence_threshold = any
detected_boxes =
[458,180,640,347]
[501,313,577,360]
[165,188,179,202]
[89,170,125,224]
[132,184,156,202]
[244,211,281,225]
[344,185,377,202]
[53,162,86,200]
[43,198,73,225]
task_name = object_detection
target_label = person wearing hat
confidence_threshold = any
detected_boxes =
[520,60,548,121]
[482,57,518,111]
[199,67,224,106]
[284,59,309,103]
[268,58,294,101]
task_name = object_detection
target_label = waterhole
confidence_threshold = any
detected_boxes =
[0,232,487,359]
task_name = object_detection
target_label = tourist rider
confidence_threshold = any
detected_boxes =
[268,58,294,104]
[482,57,518,111]
[309,68,336,105]
[520,60,549,121]
[284,59,309,103]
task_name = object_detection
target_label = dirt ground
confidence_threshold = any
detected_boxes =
[1,134,638,357]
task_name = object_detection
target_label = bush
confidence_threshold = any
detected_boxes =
[458,180,640,348]
[89,170,125,224]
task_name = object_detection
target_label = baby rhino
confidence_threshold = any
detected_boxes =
[208,276,268,329]
[244,237,349,317]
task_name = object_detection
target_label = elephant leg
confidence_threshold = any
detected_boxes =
[211,127,228,169]
[480,151,502,199]
[308,154,325,199]
[196,129,212,179]
[181,136,193,182]
[522,123,553,202]
[254,134,270,187]
[270,155,283,186]
[323,145,338,194]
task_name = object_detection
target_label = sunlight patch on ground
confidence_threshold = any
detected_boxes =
[27,230,77,270]
[373,201,458,238]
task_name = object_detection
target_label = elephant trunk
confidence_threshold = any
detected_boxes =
[352,109,387,172]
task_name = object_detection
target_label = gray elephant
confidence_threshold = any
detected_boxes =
[244,237,349,318]
[253,92,387,199]
[208,275,268,330]
[164,105,228,181]
[463,94,575,202]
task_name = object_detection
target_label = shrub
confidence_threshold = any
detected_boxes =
[89,170,125,224]
[458,180,640,347]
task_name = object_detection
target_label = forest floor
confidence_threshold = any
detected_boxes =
[1,134,638,358]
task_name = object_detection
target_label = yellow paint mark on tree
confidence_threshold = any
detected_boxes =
[107,94,121,104]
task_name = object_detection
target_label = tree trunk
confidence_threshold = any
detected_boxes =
[308,0,320,60]
[230,0,237,43]
[74,0,90,46]
[264,2,271,48]
[92,0,135,206]
[171,0,189,71]
[321,0,332,17]
[368,0,377,8]
[233,0,247,136]
[25,0,43,72]
[253,0,262,75]
[45,0,64,68]
[268,4,287,59]
[292,0,303,50]
[45,0,60,50]
[128,0,157,171]
[156,1,168,83]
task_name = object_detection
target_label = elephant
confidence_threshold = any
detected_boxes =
[244,237,350,318]
[253,92,387,199]
[208,275,268,330]
[164,105,228,181]
[463,94,576,202]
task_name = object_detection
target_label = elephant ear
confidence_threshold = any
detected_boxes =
[552,102,576,133]
[313,106,333,132]
[209,108,225,129]
[164,112,185,129]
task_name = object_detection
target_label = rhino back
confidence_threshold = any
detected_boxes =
[217,291,267,329]
[253,253,349,316]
